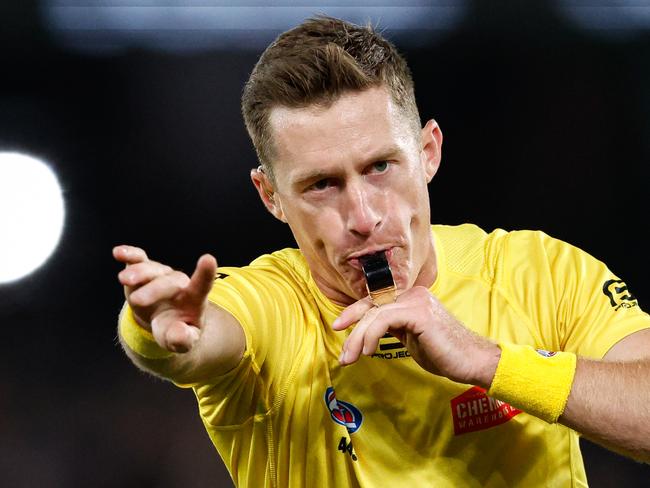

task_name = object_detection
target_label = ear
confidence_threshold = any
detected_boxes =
[420,119,443,183]
[250,166,287,223]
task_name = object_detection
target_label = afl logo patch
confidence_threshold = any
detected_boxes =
[603,279,638,311]
[536,349,557,358]
[324,387,363,434]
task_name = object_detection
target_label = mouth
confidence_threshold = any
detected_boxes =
[347,247,394,271]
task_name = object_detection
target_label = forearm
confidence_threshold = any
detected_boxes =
[119,338,188,381]
[483,340,650,462]
[560,358,650,462]
[117,302,245,384]
[117,303,200,383]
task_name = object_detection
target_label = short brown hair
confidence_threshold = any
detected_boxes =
[241,15,420,182]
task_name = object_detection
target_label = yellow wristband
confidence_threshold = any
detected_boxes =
[487,343,577,423]
[118,304,174,360]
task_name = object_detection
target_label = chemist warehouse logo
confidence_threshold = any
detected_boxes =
[603,279,638,311]
[450,387,522,435]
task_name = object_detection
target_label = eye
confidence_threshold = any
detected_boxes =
[309,178,334,191]
[368,160,390,174]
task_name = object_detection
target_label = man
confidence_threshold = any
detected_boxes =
[114,16,650,487]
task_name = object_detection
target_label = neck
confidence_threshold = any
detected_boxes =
[411,236,438,290]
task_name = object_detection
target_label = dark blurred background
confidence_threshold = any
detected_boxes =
[0,1,648,486]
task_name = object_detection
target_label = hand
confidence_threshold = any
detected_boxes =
[113,245,217,354]
[332,286,501,387]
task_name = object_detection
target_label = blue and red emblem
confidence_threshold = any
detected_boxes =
[324,387,363,434]
[536,349,557,358]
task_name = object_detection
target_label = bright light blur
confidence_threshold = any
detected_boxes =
[0,152,65,284]
[42,1,467,53]
[555,0,650,40]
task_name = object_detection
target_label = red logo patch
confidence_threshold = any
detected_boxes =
[450,386,522,435]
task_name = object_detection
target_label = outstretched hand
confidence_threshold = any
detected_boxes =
[113,245,217,354]
[332,286,500,387]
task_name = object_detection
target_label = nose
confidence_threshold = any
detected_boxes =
[344,181,382,237]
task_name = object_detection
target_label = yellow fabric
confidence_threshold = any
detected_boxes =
[172,224,648,487]
[488,343,577,423]
[118,303,173,359]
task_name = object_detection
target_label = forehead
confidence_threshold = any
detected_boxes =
[268,87,415,185]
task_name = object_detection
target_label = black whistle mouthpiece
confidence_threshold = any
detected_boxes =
[359,251,394,292]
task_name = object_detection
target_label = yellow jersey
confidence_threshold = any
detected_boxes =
[177,224,648,487]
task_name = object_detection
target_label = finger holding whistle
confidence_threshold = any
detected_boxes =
[333,249,403,364]
[332,250,499,386]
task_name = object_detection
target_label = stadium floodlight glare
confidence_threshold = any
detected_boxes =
[42,1,467,53]
[0,153,65,284]
[555,0,650,40]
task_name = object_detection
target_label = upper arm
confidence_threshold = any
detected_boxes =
[532,233,649,359]
[603,328,650,362]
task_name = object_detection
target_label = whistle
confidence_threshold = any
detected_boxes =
[359,251,396,306]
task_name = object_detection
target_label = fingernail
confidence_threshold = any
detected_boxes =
[332,318,341,329]
[339,350,347,364]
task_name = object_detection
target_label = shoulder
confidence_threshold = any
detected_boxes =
[210,247,311,301]
[250,247,309,273]
[494,229,598,276]
[432,223,593,283]
[479,228,611,307]
[431,223,496,278]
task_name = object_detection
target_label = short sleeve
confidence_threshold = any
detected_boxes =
[504,231,650,359]
[544,235,649,358]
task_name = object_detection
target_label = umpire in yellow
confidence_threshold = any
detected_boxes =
[114,16,650,487]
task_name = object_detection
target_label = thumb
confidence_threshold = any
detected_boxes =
[151,316,200,353]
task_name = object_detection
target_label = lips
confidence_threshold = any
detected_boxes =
[347,247,394,270]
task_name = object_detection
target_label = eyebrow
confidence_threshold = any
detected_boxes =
[290,145,404,188]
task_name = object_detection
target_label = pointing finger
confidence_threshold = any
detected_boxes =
[186,254,217,302]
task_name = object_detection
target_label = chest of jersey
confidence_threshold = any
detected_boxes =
[266,278,580,487]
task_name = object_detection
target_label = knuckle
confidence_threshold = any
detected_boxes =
[169,270,188,282]
[364,306,381,321]
[148,262,172,279]
[129,293,147,307]
[412,286,430,298]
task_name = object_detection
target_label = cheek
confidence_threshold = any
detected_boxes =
[388,182,427,220]
[289,206,342,246]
